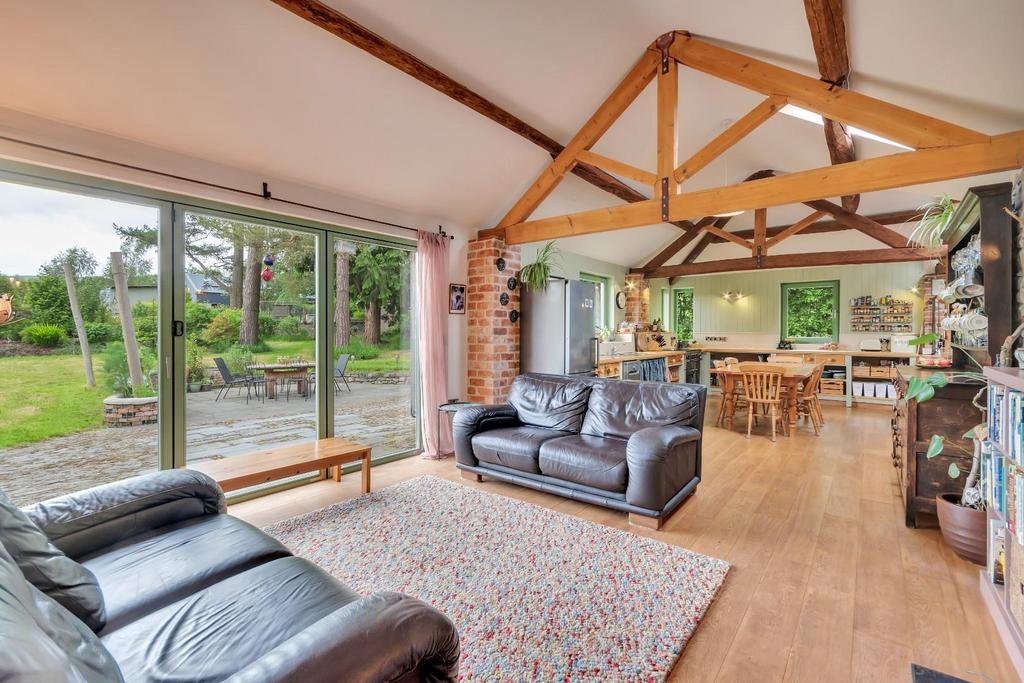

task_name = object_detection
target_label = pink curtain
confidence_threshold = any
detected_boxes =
[416,230,453,458]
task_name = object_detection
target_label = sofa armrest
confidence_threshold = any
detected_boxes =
[25,469,225,559]
[453,404,519,467]
[226,592,460,683]
[625,425,701,511]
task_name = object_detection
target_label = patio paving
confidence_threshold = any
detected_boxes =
[0,383,416,506]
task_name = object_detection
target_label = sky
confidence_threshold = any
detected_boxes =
[0,180,159,276]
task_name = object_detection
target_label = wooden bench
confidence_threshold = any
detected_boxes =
[189,437,372,494]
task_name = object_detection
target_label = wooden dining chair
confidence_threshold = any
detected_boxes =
[713,360,746,427]
[740,367,788,441]
[795,364,825,434]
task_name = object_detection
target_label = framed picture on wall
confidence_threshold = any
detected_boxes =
[449,283,467,314]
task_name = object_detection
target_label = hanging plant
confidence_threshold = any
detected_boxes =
[908,195,957,247]
[518,241,560,291]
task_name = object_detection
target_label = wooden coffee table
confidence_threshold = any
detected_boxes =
[189,437,372,493]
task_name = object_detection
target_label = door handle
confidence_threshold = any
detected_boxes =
[591,337,599,370]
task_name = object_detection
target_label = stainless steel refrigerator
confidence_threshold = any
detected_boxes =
[521,278,599,376]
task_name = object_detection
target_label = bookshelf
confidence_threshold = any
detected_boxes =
[980,366,1024,679]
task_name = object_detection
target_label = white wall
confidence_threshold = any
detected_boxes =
[0,107,472,396]
[647,261,933,348]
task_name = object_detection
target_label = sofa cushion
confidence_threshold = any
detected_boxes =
[538,434,629,493]
[102,556,360,683]
[508,374,591,432]
[81,512,290,633]
[581,380,702,440]
[0,488,106,632]
[472,426,571,474]
[0,542,123,683]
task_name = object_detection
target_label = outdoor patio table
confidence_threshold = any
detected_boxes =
[249,362,314,399]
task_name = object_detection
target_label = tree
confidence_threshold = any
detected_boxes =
[40,247,97,279]
[334,241,355,347]
[113,216,232,290]
[350,246,408,344]
[239,238,264,346]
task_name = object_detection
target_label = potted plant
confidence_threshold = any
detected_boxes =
[186,338,207,392]
[518,241,560,291]
[908,195,957,247]
[905,332,987,564]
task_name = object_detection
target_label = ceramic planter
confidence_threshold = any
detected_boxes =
[935,493,986,565]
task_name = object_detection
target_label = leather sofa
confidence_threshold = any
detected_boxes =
[454,373,706,529]
[0,469,459,683]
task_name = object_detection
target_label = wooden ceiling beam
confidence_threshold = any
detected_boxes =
[764,211,827,248]
[704,223,754,249]
[669,32,988,150]
[752,208,767,255]
[575,150,657,187]
[803,0,859,212]
[500,130,1024,244]
[727,208,917,241]
[803,199,908,248]
[682,233,716,265]
[673,95,786,183]
[645,246,945,278]
[495,50,659,228]
[268,0,653,219]
[656,32,680,203]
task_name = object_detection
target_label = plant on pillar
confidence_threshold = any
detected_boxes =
[517,241,560,291]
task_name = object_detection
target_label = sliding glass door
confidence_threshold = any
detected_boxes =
[178,209,320,488]
[0,160,420,504]
[330,236,417,461]
[0,176,167,505]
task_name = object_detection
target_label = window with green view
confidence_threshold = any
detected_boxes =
[781,280,839,342]
[672,288,694,342]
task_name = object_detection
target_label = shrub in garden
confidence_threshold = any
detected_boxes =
[202,308,243,345]
[101,341,156,397]
[223,344,259,376]
[274,316,308,339]
[186,338,207,384]
[84,322,121,344]
[20,323,66,348]
[131,301,158,349]
[185,302,216,336]
[258,312,276,339]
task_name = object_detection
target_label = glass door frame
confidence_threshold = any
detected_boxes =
[0,159,421,491]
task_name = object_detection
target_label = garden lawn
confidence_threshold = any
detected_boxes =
[0,354,107,449]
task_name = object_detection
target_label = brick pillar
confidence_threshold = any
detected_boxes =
[624,273,649,325]
[467,237,521,404]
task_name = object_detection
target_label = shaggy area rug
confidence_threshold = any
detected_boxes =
[264,475,729,681]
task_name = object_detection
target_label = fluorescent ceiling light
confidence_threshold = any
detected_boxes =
[779,104,914,150]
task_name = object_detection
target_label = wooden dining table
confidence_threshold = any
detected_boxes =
[710,362,819,431]
[248,362,315,399]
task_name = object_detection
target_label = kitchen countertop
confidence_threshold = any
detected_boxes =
[687,345,916,359]
[896,364,979,384]
[597,350,684,364]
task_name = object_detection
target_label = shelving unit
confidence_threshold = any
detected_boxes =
[979,366,1024,680]
[849,298,915,333]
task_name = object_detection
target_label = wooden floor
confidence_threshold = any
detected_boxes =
[232,397,1017,682]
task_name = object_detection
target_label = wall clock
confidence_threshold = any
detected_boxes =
[615,291,626,309]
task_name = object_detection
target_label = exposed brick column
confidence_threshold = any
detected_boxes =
[467,237,521,404]
[624,273,649,325]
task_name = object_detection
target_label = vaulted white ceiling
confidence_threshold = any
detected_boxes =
[0,0,1021,267]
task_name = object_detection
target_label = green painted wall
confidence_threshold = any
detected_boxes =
[647,261,932,340]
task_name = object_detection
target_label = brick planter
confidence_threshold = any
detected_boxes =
[103,396,158,428]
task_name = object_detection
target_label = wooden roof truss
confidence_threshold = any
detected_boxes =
[482,30,1024,275]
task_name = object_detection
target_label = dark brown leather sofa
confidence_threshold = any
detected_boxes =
[454,373,706,529]
[0,470,460,682]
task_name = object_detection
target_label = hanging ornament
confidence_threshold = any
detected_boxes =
[261,267,274,282]
[263,254,275,267]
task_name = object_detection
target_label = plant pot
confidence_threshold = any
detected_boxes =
[935,493,987,565]
[188,383,203,393]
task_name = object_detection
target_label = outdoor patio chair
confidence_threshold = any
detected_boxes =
[334,353,352,393]
[213,357,263,404]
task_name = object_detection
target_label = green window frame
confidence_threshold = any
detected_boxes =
[780,280,839,343]
[671,287,694,342]
[579,272,611,329]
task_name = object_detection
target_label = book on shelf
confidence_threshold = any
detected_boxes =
[989,517,1007,585]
